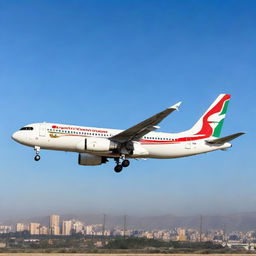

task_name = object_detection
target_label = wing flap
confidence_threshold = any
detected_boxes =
[206,132,245,145]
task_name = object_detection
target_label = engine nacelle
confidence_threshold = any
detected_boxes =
[76,138,118,152]
[78,153,108,166]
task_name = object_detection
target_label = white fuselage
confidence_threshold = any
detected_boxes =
[12,122,231,159]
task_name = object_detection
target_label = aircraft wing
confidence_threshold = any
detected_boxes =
[206,132,245,145]
[110,102,181,143]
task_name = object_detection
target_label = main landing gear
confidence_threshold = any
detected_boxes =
[114,155,130,173]
[34,146,41,161]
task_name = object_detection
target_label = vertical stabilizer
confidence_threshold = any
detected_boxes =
[188,94,231,138]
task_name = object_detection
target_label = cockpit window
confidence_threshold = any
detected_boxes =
[20,127,33,131]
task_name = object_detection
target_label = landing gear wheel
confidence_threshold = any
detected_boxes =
[34,146,41,162]
[122,159,130,168]
[114,164,123,173]
[34,155,40,161]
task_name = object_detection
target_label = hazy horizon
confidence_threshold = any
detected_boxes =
[4,211,256,233]
[2,210,256,222]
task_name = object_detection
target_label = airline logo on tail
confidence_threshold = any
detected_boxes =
[192,94,230,138]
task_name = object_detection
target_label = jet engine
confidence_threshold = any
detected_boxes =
[78,153,108,166]
[76,138,118,152]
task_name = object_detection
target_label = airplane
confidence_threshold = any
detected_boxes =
[12,94,244,173]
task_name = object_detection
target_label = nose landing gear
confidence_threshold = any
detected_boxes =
[34,155,40,161]
[114,155,130,173]
[34,146,41,161]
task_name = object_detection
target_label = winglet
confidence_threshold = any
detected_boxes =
[169,101,182,111]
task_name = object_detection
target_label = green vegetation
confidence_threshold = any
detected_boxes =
[0,236,247,254]
[105,237,224,249]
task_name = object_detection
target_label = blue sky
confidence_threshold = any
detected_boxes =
[0,0,255,219]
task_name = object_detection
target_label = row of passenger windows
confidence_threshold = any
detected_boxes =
[48,129,174,141]
[143,137,175,141]
[20,127,33,131]
[48,129,112,137]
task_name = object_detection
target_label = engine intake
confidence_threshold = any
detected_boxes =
[78,153,108,166]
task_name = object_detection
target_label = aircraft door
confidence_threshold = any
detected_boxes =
[39,123,46,137]
[185,137,191,149]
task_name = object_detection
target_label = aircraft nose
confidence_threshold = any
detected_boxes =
[12,131,19,142]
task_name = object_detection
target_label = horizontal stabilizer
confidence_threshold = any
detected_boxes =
[206,132,245,145]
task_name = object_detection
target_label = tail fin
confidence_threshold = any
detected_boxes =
[189,94,231,138]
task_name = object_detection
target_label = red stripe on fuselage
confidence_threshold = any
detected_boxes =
[140,135,206,145]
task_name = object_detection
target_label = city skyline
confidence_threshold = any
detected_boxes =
[1,213,256,251]
[0,0,255,218]
[2,211,256,233]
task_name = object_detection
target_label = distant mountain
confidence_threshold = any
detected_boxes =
[68,212,256,231]
[2,212,256,232]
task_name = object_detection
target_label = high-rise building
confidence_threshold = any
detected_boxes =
[29,223,40,235]
[72,220,85,234]
[16,223,28,232]
[62,220,72,235]
[177,228,187,241]
[50,215,60,235]
[0,226,11,234]
[39,226,48,235]
[85,225,93,235]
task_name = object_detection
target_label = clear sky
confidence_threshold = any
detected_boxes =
[0,0,255,220]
